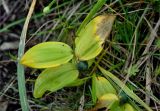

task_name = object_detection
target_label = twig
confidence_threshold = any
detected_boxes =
[17,0,36,111]
[2,0,10,14]
[25,20,54,45]
[136,17,160,68]
[0,76,16,98]
[67,1,83,21]
[145,59,152,105]
[131,5,149,62]
[121,6,149,94]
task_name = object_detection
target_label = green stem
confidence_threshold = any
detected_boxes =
[48,0,56,8]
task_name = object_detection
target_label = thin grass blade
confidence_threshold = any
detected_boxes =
[98,66,153,111]
[76,0,106,34]
[17,0,36,111]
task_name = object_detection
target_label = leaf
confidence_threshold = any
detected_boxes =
[98,66,153,111]
[92,74,116,103]
[155,65,160,76]
[156,38,160,48]
[122,103,135,111]
[125,64,139,76]
[110,106,124,111]
[34,63,78,98]
[95,93,119,110]
[66,77,90,87]
[92,74,97,104]
[75,15,116,60]
[87,58,95,68]
[21,42,73,68]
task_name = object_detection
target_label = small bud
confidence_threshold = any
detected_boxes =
[43,6,50,14]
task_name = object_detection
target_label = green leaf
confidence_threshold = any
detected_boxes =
[110,106,124,111]
[66,77,90,87]
[75,15,116,60]
[95,93,119,110]
[88,58,95,68]
[21,42,73,68]
[155,38,160,48]
[92,74,97,104]
[92,74,117,101]
[122,103,135,111]
[98,66,153,111]
[125,64,139,76]
[34,63,79,98]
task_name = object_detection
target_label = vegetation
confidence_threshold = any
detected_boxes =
[0,0,160,111]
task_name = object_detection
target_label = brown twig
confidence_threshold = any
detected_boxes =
[145,59,152,105]
[136,17,160,68]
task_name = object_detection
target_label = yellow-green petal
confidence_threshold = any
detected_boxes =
[21,42,73,68]
[75,15,116,60]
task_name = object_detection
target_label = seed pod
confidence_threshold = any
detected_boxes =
[77,61,88,71]
[119,91,128,105]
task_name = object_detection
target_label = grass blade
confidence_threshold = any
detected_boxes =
[17,0,36,111]
[76,0,106,34]
[98,66,153,111]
